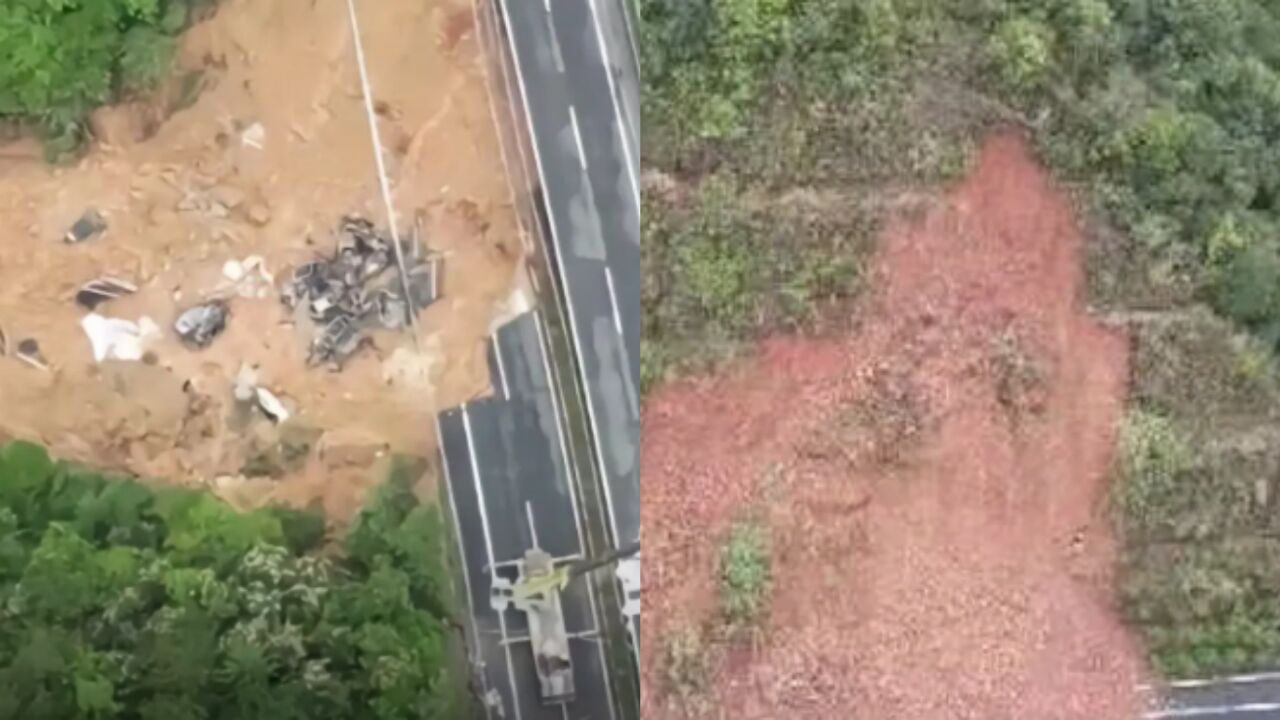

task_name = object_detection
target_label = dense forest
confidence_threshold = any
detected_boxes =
[0,0,214,158]
[0,442,464,719]
[641,0,1280,678]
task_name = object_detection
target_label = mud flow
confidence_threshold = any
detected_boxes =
[643,134,1147,719]
[0,0,521,522]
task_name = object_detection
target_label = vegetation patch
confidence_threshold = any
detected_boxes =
[1114,408,1196,541]
[798,364,931,470]
[660,621,712,710]
[642,0,1280,379]
[640,0,979,388]
[989,329,1049,422]
[1116,316,1280,678]
[0,441,466,719]
[718,517,772,629]
[1122,539,1280,678]
[642,177,869,390]
[0,0,211,159]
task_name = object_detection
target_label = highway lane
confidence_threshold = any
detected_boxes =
[500,0,640,557]
[438,406,519,720]
[1144,674,1280,719]
[548,0,640,364]
[583,0,640,178]
[440,321,618,720]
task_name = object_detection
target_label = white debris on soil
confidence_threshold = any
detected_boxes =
[240,121,266,150]
[233,363,259,402]
[488,281,534,335]
[221,255,274,299]
[254,387,290,423]
[223,259,247,282]
[233,363,291,423]
[80,314,161,362]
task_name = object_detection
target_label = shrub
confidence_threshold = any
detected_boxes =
[642,179,866,386]
[662,621,711,704]
[987,16,1055,95]
[119,26,178,95]
[718,518,771,627]
[1124,540,1280,678]
[1115,408,1194,538]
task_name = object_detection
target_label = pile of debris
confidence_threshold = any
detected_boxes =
[281,216,439,369]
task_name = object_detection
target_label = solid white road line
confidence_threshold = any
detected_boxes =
[604,266,623,338]
[487,0,539,202]
[493,337,511,399]
[436,414,494,720]
[618,0,641,73]
[525,501,540,549]
[1139,673,1280,692]
[585,0,640,206]
[462,404,524,720]
[568,104,587,170]
[1146,703,1280,718]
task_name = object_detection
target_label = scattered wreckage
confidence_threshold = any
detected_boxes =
[280,215,440,369]
[166,213,438,365]
[8,212,435,377]
[174,300,230,349]
[64,208,107,244]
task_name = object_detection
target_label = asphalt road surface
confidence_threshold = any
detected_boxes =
[497,0,642,556]
[1143,673,1280,719]
[440,310,617,720]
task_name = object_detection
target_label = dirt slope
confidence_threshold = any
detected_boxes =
[643,133,1148,719]
[0,0,520,520]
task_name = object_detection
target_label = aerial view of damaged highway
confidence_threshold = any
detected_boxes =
[0,0,638,718]
[18,0,1280,719]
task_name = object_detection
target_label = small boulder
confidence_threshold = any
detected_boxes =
[246,201,272,227]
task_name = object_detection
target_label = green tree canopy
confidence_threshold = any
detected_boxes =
[0,0,197,157]
[0,442,465,719]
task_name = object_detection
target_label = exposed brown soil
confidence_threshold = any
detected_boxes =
[642,133,1149,719]
[0,0,520,522]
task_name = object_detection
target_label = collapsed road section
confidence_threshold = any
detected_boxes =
[494,0,642,661]
[438,309,618,720]
[435,0,640,716]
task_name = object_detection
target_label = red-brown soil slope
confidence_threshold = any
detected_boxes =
[642,132,1147,719]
